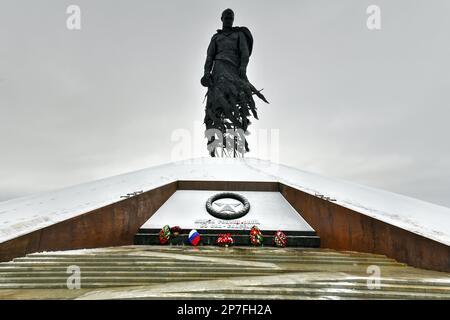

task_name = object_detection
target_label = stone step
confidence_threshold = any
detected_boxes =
[157,254,398,263]
[0,279,216,290]
[1,278,449,298]
[26,252,384,258]
[2,266,445,287]
[195,258,401,266]
[0,272,276,279]
[11,254,400,263]
[180,250,394,257]
[98,292,354,300]
[0,262,271,269]
[1,273,448,295]
[112,291,443,300]
[15,256,396,265]
[0,265,273,272]
[191,287,450,300]
[312,278,450,288]
[0,269,283,278]
[155,250,394,257]
[75,245,390,257]
[1,259,401,268]
[13,256,173,262]
[2,280,449,299]
[259,282,450,294]
[26,250,391,259]
[0,271,277,283]
[5,259,321,266]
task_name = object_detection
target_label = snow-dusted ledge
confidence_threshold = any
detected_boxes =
[0,158,449,246]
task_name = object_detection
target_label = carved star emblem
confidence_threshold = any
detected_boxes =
[213,201,242,214]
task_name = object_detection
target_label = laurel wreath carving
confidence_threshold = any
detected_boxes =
[205,192,250,220]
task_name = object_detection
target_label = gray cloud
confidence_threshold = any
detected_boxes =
[1,0,449,207]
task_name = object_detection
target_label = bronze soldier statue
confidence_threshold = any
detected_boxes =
[201,8,268,157]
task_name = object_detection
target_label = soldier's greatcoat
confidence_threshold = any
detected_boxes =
[202,27,268,156]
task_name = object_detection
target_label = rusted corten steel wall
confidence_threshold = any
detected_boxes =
[0,182,177,262]
[178,180,279,191]
[279,183,450,273]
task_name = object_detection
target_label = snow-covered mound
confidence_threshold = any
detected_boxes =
[0,158,449,246]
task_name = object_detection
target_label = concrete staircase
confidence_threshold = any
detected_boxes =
[0,246,449,299]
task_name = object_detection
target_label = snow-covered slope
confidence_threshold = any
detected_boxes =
[0,158,449,246]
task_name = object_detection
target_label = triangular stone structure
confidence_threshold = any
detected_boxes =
[0,158,449,272]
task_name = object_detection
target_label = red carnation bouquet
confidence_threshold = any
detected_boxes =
[217,233,234,247]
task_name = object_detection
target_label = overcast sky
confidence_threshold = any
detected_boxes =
[1,0,450,207]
